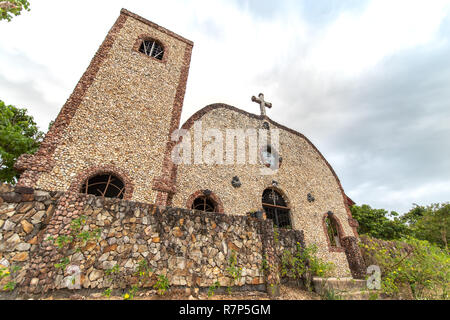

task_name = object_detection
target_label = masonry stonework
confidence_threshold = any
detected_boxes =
[5,8,365,295]
[172,105,357,277]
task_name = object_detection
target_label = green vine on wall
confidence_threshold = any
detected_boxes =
[47,216,101,249]
[46,215,102,272]
[226,250,242,294]
[44,212,173,299]
[208,281,221,297]
[273,226,280,244]
[280,243,334,290]
[153,274,170,296]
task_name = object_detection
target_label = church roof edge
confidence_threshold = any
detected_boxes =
[180,103,356,225]
[120,8,194,47]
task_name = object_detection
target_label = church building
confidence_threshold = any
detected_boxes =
[15,9,360,277]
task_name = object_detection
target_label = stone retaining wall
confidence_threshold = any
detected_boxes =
[0,185,280,294]
[0,184,62,290]
[275,229,305,260]
[359,235,414,270]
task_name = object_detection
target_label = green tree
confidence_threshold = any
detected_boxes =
[401,204,426,226]
[350,204,409,240]
[0,0,30,22]
[0,100,43,183]
[48,120,54,132]
[402,203,449,251]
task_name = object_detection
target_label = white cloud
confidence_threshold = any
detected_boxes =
[1,0,450,214]
[181,0,309,123]
[348,180,450,213]
[306,0,450,76]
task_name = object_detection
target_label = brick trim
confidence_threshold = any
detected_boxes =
[262,186,291,207]
[345,194,355,206]
[348,218,359,228]
[322,213,345,253]
[132,34,169,64]
[68,165,134,200]
[16,12,129,188]
[152,177,177,194]
[175,103,359,238]
[186,190,224,214]
[120,9,193,46]
[341,236,366,279]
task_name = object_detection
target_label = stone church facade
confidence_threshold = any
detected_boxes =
[13,9,361,278]
[173,105,359,275]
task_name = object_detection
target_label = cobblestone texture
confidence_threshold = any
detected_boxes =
[173,105,357,276]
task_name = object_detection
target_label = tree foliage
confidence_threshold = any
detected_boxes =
[402,203,449,251]
[361,236,449,300]
[350,204,409,240]
[352,202,450,251]
[0,100,43,183]
[0,0,30,22]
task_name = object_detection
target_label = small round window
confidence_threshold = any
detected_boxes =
[261,145,281,168]
[139,39,164,60]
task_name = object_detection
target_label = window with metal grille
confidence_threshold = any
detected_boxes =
[325,216,341,247]
[80,174,125,199]
[262,188,291,228]
[139,39,164,60]
[191,196,217,213]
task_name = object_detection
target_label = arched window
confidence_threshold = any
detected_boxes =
[139,39,164,60]
[324,212,342,247]
[262,188,291,228]
[191,195,217,213]
[80,174,125,199]
[187,190,224,214]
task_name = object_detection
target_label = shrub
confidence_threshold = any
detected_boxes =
[208,281,220,297]
[153,274,169,295]
[281,243,335,286]
[361,236,449,300]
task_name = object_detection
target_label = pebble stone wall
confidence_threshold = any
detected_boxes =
[15,9,193,206]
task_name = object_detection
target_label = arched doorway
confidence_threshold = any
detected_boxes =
[262,188,292,228]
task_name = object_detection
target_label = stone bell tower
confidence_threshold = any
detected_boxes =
[15,9,193,205]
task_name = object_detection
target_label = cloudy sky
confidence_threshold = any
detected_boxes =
[1,0,449,214]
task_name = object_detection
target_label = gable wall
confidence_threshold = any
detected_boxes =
[173,106,356,277]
